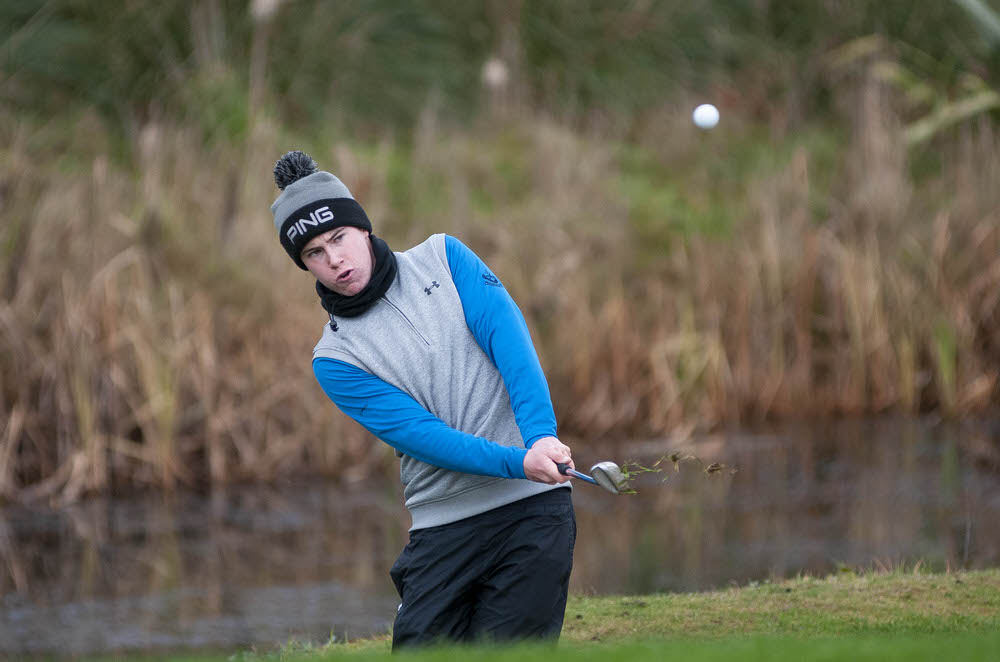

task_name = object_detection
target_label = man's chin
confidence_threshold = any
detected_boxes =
[328,279,368,297]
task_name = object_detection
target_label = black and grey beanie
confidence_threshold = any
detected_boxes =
[270,150,372,270]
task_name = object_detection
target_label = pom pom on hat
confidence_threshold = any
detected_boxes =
[274,150,319,190]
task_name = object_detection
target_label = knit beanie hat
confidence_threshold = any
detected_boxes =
[270,150,372,270]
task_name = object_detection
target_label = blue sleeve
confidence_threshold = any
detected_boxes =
[313,357,528,479]
[445,235,557,448]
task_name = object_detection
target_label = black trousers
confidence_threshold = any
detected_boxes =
[390,487,576,649]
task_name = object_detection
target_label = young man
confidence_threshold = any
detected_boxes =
[269,151,577,648]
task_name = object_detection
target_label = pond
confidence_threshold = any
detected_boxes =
[1,416,998,657]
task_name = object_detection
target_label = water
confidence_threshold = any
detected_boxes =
[1,417,998,657]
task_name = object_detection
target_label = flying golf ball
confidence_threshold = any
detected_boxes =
[692,103,720,129]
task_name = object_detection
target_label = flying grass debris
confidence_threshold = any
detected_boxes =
[667,451,698,471]
[616,452,737,494]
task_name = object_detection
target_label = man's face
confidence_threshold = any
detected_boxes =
[301,226,374,296]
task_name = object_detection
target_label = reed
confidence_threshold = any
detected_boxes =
[1,68,999,502]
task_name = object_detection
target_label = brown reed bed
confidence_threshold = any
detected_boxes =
[1,79,998,503]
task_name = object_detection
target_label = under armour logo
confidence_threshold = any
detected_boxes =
[481,271,502,287]
[424,281,440,295]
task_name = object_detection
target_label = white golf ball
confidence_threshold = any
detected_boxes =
[692,103,720,129]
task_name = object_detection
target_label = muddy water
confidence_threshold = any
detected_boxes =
[1,417,998,657]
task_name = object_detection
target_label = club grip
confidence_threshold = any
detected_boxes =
[557,463,571,475]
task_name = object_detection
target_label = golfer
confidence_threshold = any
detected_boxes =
[269,151,577,648]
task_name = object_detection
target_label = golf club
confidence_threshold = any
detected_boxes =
[556,461,625,494]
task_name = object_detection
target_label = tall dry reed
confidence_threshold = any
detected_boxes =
[1,73,998,504]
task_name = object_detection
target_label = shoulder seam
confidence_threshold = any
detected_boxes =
[313,349,365,370]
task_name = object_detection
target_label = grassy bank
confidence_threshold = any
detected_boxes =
[94,570,1000,661]
[564,568,1000,640]
[288,635,1000,662]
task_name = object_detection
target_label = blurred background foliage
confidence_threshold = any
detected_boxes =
[2,0,1000,501]
[3,0,998,135]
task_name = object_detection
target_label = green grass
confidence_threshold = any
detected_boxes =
[85,569,999,662]
[313,634,999,662]
[131,634,1000,662]
[571,572,999,638]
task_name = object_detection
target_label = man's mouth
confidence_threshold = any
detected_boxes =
[337,269,353,282]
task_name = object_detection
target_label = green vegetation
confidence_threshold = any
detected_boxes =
[89,570,1000,661]
[3,2,995,132]
[88,634,1000,662]
[317,635,1000,662]
[562,570,1000,640]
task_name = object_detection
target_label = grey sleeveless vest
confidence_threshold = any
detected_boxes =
[313,234,561,530]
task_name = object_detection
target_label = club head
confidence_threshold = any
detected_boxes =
[589,461,625,494]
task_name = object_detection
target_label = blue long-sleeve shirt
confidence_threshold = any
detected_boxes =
[312,235,556,480]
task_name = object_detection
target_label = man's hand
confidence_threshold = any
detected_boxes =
[523,436,574,484]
